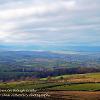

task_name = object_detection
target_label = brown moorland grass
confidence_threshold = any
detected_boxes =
[44,91,100,100]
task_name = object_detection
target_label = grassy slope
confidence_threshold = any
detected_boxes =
[49,83,100,91]
[0,73,100,91]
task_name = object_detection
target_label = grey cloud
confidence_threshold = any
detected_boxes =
[0,0,100,47]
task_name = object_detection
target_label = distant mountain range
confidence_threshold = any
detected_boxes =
[0,51,100,81]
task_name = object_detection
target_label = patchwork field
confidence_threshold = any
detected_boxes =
[0,73,100,100]
[0,73,100,90]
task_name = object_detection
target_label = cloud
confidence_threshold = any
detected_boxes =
[0,0,76,20]
[0,0,100,51]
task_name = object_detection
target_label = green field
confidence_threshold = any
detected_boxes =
[0,73,100,91]
[41,72,100,80]
[49,83,100,91]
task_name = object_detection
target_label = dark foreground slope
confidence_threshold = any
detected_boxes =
[0,91,100,100]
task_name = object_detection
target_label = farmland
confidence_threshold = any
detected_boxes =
[0,73,100,99]
[0,51,100,99]
[0,73,100,90]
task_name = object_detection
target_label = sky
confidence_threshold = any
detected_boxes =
[0,0,100,52]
